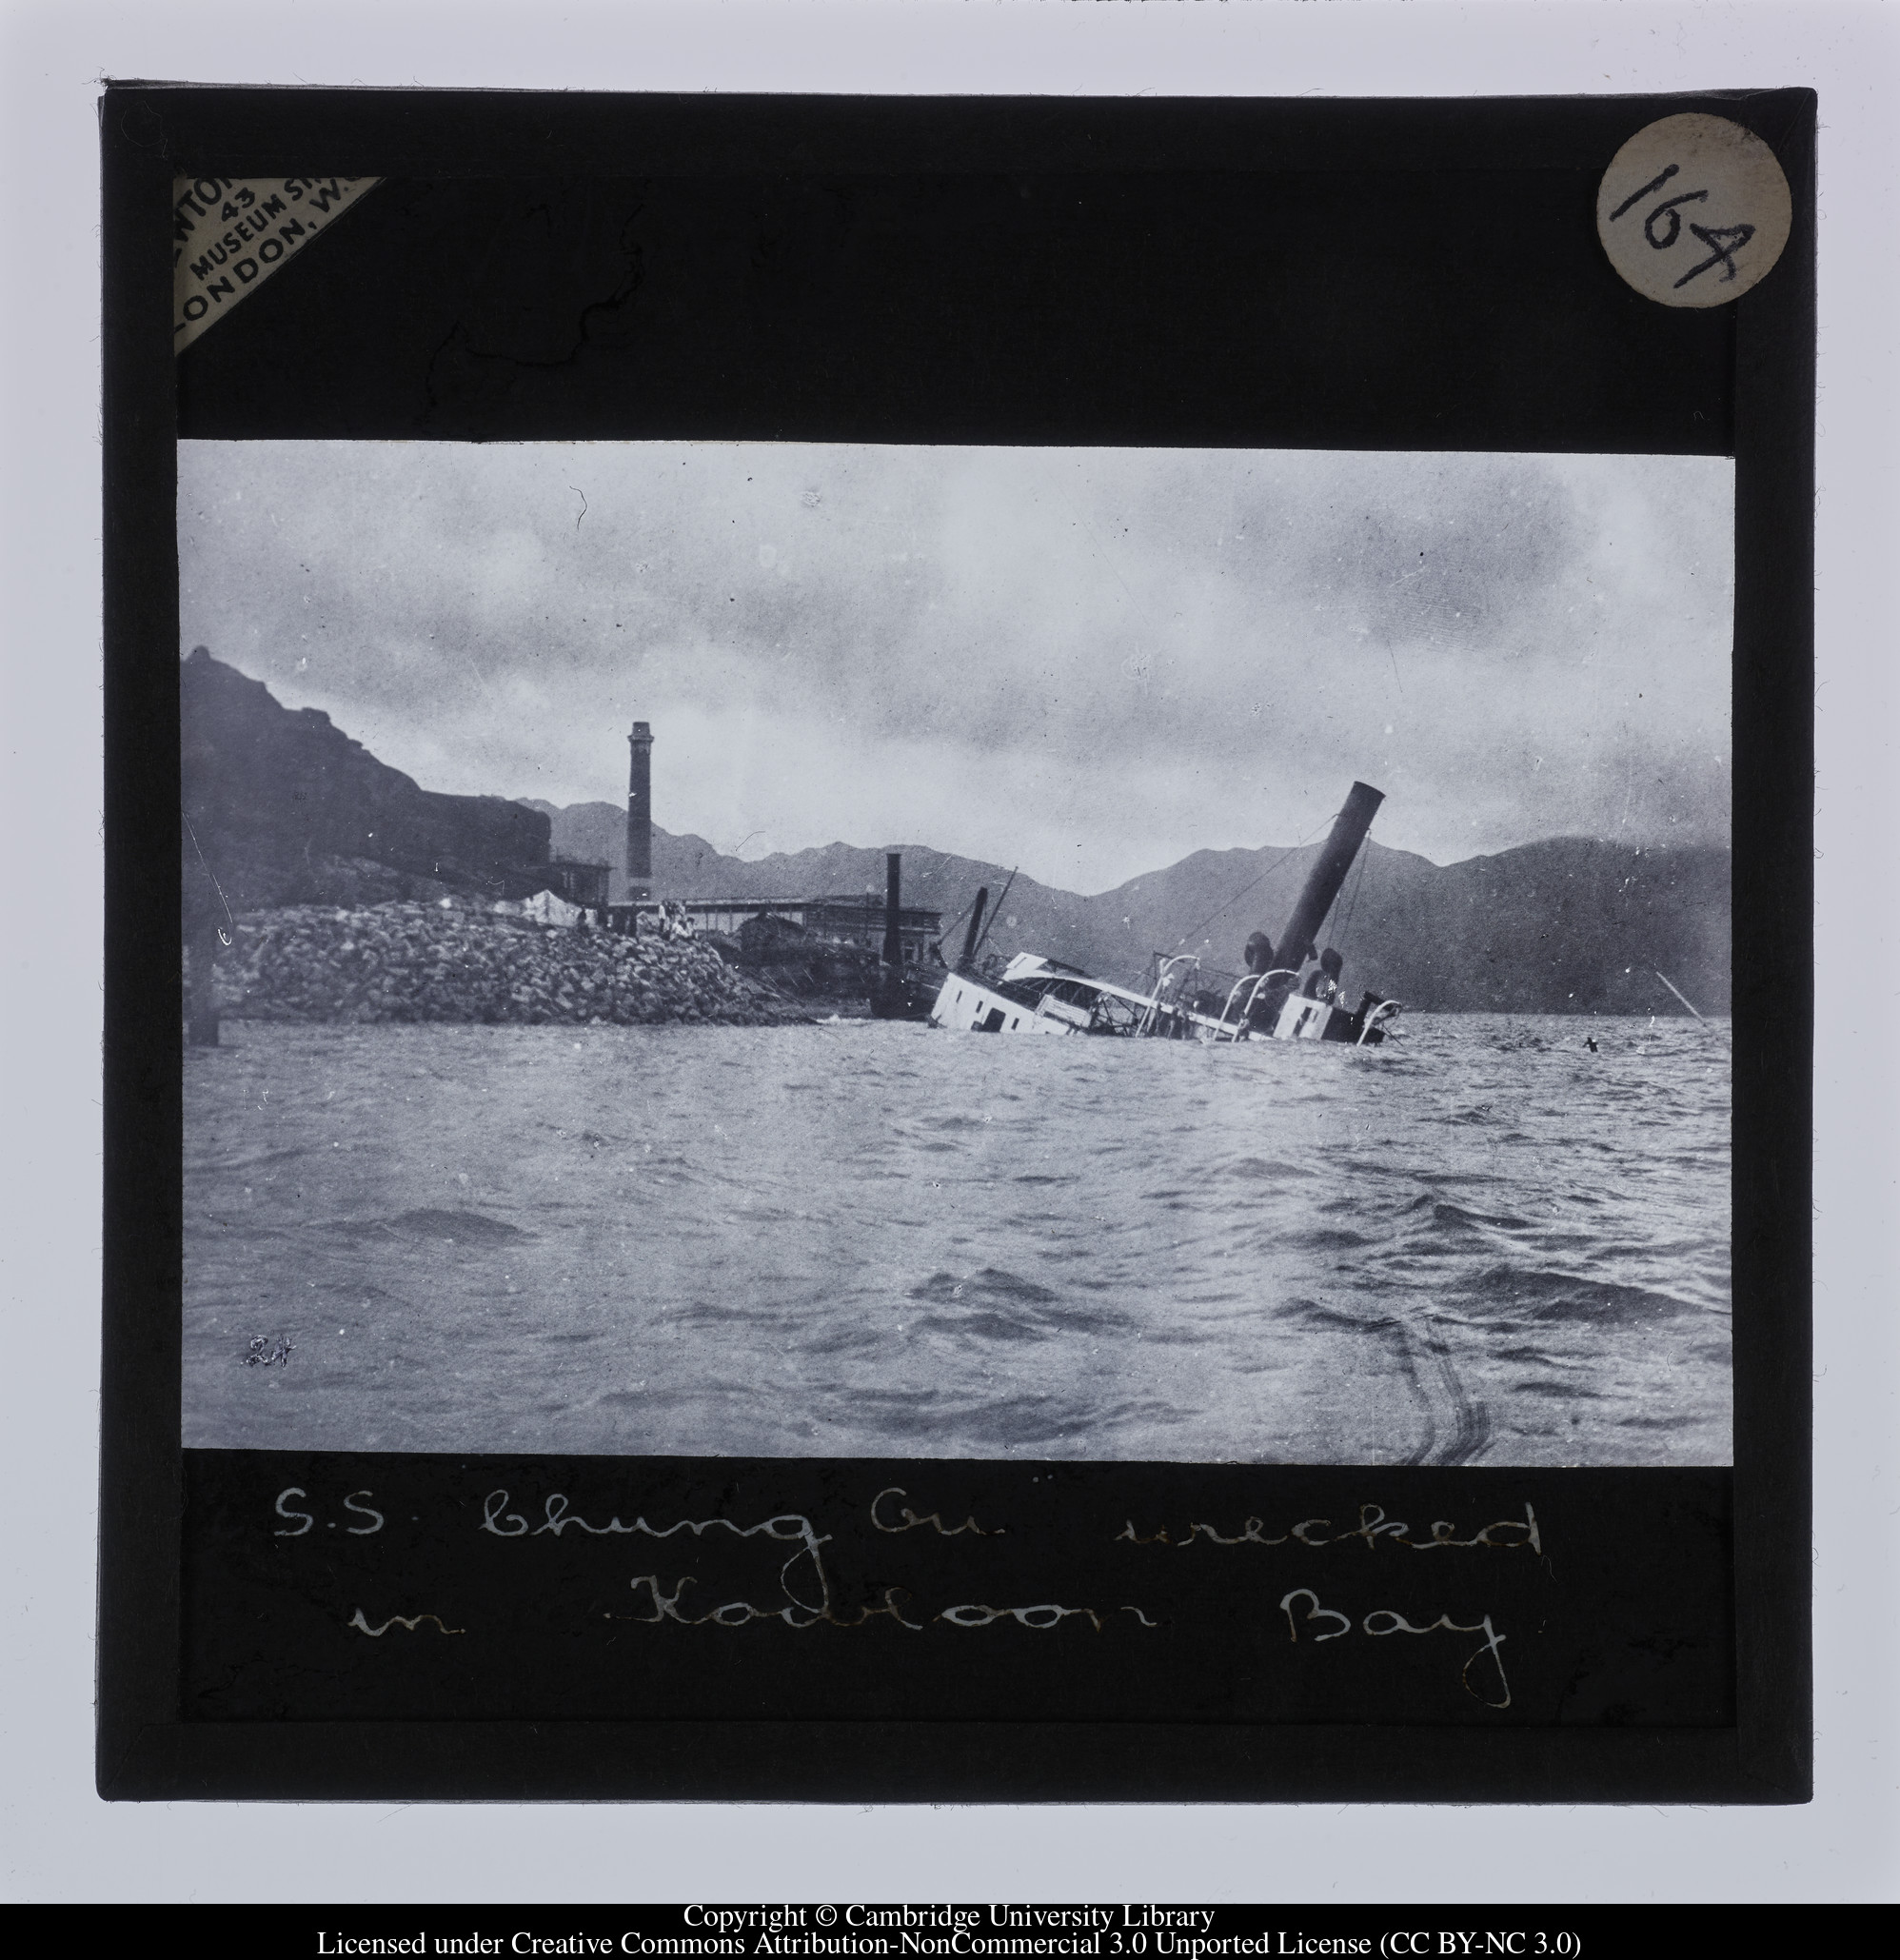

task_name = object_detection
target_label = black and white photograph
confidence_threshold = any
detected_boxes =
[178,438,1733,1471]
[43,15,1856,1848]
[0,0,1877,1883]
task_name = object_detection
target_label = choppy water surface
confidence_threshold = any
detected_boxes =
[183,1015,1731,1464]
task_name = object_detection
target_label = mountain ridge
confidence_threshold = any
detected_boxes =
[171,654,1727,1016]
[182,649,553,919]
[526,800,1731,1015]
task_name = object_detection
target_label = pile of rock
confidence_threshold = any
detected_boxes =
[215,901,807,1027]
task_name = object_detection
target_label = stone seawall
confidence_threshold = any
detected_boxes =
[214,901,809,1026]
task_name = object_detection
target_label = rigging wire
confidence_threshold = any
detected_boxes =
[1334,831,1371,957]
[1169,816,1331,955]
[934,892,977,957]
[969,866,1019,962]
[1300,851,1352,971]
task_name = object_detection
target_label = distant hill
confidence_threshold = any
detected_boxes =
[527,801,1732,1017]
[182,649,551,921]
[184,657,1725,1017]
[522,798,1103,968]
[1077,834,1730,1015]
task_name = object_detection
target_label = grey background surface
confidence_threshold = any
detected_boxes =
[3,0,1892,1908]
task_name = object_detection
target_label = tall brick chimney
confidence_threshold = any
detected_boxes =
[626,720,653,902]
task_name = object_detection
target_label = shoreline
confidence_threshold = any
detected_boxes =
[211,900,817,1029]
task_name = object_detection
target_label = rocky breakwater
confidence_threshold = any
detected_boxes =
[216,901,808,1027]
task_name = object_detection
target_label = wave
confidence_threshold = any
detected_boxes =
[1459,1263,1699,1325]
[183,1017,1732,1464]
[386,1208,527,1244]
[903,1267,1136,1345]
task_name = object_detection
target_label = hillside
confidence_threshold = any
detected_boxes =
[524,799,1102,970]
[531,802,1731,1017]
[182,649,551,921]
[1081,835,1731,1016]
[174,653,1728,1017]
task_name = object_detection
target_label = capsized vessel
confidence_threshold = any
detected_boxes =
[926,781,1401,1046]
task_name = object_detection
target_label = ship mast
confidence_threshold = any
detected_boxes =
[960,887,990,968]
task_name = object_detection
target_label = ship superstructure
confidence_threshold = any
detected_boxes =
[926,781,1401,1048]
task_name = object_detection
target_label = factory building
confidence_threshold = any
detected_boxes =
[629,896,941,962]
[602,715,940,957]
[543,859,610,907]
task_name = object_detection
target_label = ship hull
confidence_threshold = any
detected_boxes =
[929,972,1078,1035]
[926,960,1394,1045]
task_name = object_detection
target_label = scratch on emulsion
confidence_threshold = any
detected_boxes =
[183,817,236,945]
[347,1608,465,1637]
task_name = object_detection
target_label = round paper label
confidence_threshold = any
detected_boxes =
[1596,112,1792,307]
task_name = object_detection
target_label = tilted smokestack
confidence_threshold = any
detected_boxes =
[1273,781,1384,971]
[626,721,652,902]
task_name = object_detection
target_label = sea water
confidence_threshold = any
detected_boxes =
[182,1014,1731,1465]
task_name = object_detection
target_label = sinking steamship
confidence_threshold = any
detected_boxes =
[924,781,1401,1046]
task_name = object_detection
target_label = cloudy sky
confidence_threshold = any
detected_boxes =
[177,441,1732,894]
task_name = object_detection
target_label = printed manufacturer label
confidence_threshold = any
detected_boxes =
[173,176,378,351]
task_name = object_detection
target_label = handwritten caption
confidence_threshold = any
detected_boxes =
[276,1481,1543,1712]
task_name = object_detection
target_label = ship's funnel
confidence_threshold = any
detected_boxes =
[960,887,990,968]
[1273,782,1384,970]
[882,853,903,968]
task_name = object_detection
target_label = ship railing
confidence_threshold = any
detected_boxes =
[1215,969,1298,1040]
[1356,998,1403,1046]
[1138,954,1204,1037]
